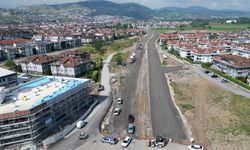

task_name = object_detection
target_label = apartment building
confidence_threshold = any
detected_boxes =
[0,39,35,60]
[0,76,92,148]
[213,54,250,78]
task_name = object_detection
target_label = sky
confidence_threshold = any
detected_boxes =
[0,0,249,11]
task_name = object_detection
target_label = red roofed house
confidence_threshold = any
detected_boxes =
[213,54,250,78]
[20,55,57,75]
[50,51,91,77]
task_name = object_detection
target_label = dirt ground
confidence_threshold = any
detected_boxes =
[132,44,152,139]
[168,68,250,150]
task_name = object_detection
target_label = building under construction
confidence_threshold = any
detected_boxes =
[0,76,93,148]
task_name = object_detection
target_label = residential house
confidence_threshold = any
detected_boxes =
[213,54,250,78]
[231,46,250,59]
[20,55,57,75]
[51,51,91,77]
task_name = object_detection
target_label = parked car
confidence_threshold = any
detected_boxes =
[220,78,228,83]
[121,136,132,147]
[76,121,87,129]
[188,144,204,150]
[78,132,89,140]
[127,123,135,134]
[128,114,135,123]
[163,55,168,59]
[155,136,167,148]
[101,136,118,145]
[211,74,218,78]
[113,108,121,116]
[117,98,123,104]
[98,84,105,91]
[111,78,117,83]
[204,70,210,74]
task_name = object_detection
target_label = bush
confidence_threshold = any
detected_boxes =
[114,55,123,65]
[92,71,99,82]
[4,60,17,70]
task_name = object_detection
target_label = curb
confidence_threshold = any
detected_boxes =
[165,74,193,141]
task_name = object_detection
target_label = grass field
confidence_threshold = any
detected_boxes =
[154,23,250,33]
[209,23,250,32]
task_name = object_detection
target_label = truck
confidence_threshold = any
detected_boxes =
[76,121,87,129]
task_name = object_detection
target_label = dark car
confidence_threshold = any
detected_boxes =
[211,74,218,78]
[101,136,118,145]
[98,84,105,91]
[128,114,135,123]
[204,70,210,74]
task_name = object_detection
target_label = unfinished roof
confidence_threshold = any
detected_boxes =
[0,76,89,117]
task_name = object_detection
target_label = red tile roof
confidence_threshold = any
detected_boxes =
[0,38,31,45]
[213,54,250,68]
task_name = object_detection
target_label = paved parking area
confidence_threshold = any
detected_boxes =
[75,134,187,150]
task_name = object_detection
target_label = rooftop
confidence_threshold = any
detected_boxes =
[0,67,16,78]
[0,76,89,115]
[213,54,250,68]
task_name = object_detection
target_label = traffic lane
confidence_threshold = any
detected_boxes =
[112,32,153,134]
[148,32,186,140]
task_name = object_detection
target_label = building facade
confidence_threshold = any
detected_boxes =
[0,76,92,148]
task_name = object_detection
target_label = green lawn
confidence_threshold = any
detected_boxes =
[154,24,250,33]
[209,23,250,31]
[154,28,178,33]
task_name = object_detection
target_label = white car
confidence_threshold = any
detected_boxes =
[121,136,132,147]
[163,55,168,59]
[111,78,117,83]
[188,144,204,150]
[113,108,121,116]
[117,98,123,104]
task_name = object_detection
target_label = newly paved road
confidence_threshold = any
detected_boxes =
[147,31,187,140]
[50,52,115,150]
[112,33,153,135]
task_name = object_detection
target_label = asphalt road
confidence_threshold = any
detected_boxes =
[112,33,153,135]
[147,31,187,140]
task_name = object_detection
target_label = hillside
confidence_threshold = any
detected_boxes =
[156,6,250,19]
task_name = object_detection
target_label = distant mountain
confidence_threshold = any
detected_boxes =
[2,1,250,23]
[156,6,250,19]
[50,0,155,20]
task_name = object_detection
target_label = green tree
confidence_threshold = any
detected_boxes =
[115,55,123,65]
[173,50,180,56]
[92,41,102,52]
[92,71,99,82]
[4,60,17,71]
[44,68,52,75]
[15,64,22,72]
